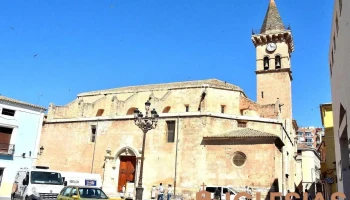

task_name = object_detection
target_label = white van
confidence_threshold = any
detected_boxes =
[11,166,64,200]
[201,185,245,200]
[60,172,102,188]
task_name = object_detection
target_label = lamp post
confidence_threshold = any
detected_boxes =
[134,98,159,200]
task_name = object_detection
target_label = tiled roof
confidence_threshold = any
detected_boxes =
[260,0,285,34]
[78,78,243,97]
[0,96,46,110]
[204,128,280,139]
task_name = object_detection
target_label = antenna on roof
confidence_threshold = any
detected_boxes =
[37,93,43,104]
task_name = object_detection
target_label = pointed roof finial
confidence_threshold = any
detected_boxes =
[260,0,285,34]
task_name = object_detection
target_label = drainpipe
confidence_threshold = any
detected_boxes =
[32,109,45,167]
[174,116,180,196]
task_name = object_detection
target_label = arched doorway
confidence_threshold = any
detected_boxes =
[115,147,139,193]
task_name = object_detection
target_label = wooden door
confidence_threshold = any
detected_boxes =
[0,127,13,152]
[118,156,136,192]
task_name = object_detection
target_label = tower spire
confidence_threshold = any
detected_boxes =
[260,0,285,34]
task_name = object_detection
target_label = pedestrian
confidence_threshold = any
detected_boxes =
[158,183,165,200]
[295,188,301,200]
[167,184,173,200]
[214,187,221,200]
[305,189,312,200]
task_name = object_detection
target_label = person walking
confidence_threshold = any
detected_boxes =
[167,184,173,200]
[214,187,221,200]
[305,189,312,200]
[158,183,165,200]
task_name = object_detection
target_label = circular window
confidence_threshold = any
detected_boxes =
[232,152,247,167]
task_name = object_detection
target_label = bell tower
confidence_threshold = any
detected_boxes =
[251,0,294,120]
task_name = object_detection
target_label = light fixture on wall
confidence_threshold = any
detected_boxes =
[139,147,142,154]
[38,146,44,155]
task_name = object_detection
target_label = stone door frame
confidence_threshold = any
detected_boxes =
[114,146,142,194]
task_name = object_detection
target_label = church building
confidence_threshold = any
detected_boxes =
[36,0,300,199]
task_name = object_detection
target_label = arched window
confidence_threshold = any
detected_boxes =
[263,57,269,70]
[275,55,281,69]
[162,106,171,113]
[126,107,136,115]
[96,109,104,116]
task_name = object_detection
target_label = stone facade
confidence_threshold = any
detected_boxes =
[36,79,297,199]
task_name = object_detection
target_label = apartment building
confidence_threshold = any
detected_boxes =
[296,145,322,198]
[329,0,350,198]
[297,127,323,149]
[320,103,337,200]
[0,96,46,198]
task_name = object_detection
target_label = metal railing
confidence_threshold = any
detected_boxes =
[0,143,15,155]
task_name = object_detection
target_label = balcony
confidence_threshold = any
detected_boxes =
[0,144,15,156]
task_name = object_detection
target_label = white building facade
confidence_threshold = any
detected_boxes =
[299,148,321,198]
[0,96,46,198]
[329,0,350,199]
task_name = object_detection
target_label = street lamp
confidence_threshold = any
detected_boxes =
[134,98,159,200]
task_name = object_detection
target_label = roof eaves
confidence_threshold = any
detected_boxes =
[0,96,47,111]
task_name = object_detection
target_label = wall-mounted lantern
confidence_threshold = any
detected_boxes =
[38,146,44,155]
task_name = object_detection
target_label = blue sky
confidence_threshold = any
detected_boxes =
[0,0,333,127]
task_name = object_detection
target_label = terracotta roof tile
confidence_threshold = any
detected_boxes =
[260,0,286,34]
[204,128,280,139]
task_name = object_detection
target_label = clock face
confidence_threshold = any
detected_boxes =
[266,43,277,52]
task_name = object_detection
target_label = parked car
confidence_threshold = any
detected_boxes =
[57,186,121,200]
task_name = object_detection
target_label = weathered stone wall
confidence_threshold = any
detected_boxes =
[239,96,277,118]
[39,79,298,198]
[37,116,283,200]
[47,87,243,120]
[256,71,292,121]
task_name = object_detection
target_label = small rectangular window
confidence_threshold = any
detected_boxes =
[221,105,225,114]
[336,16,339,36]
[261,91,264,98]
[238,121,247,128]
[339,0,342,15]
[166,121,175,143]
[1,108,15,117]
[333,35,336,50]
[332,49,334,64]
[91,125,96,143]
[185,105,189,112]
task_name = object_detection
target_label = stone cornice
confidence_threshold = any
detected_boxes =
[251,30,294,53]
[44,111,282,124]
[255,68,293,81]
